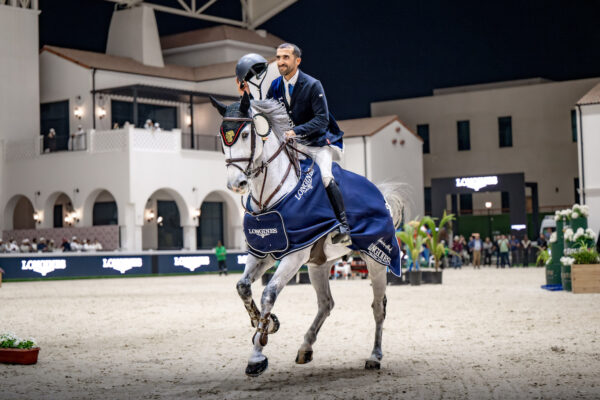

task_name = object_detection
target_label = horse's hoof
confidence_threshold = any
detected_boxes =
[365,359,381,370]
[245,357,268,377]
[295,350,313,364]
[269,313,280,334]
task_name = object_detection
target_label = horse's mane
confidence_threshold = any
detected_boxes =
[251,99,294,142]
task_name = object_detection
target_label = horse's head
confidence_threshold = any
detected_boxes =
[210,92,272,194]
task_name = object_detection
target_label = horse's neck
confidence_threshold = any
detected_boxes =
[248,137,299,211]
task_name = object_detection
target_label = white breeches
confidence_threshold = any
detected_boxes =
[300,144,343,187]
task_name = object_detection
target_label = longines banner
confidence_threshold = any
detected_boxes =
[0,252,248,279]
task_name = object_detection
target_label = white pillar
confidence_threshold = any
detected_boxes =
[183,225,197,250]
[120,203,142,251]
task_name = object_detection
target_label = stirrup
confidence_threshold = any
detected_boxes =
[332,225,351,245]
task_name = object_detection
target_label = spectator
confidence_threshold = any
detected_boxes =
[144,119,153,130]
[472,233,482,269]
[452,236,463,269]
[7,239,19,253]
[521,235,531,267]
[70,125,85,151]
[153,122,161,132]
[20,239,32,253]
[71,237,82,252]
[112,122,119,129]
[215,241,228,276]
[83,239,94,252]
[499,235,510,268]
[93,238,103,251]
[492,235,500,267]
[60,238,72,252]
[47,239,55,253]
[31,238,38,252]
[37,237,47,252]
[333,255,352,280]
[537,233,547,250]
[0,239,6,253]
[483,236,493,266]
[510,235,520,266]
[45,128,57,153]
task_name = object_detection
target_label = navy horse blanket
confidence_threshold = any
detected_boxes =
[243,159,401,276]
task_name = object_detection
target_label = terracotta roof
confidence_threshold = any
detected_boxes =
[577,82,600,105]
[161,25,284,50]
[41,45,236,82]
[338,115,423,142]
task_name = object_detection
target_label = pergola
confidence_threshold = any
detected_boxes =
[91,84,237,148]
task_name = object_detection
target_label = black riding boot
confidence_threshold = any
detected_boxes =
[325,180,352,244]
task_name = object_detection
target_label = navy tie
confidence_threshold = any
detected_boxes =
[288,83,294,97]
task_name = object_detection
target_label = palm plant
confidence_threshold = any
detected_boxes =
[397,220,426,271]
[421,211,455,272]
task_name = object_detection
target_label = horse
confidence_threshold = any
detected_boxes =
[210,92,406,377]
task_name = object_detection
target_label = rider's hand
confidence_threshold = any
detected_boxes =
[285,130,296,139]
[236,79,250,96]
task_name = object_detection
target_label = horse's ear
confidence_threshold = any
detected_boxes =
[209,96,227,116]
[240,91,250,114]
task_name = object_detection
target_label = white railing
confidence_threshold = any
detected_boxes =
[131,128,180,152]
[0,0,38,10]
[181,133,222,152]
[90,129,128,153]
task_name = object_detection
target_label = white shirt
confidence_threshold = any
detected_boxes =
[284,69,299,105]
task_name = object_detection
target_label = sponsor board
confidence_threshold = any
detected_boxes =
[21,259,67,276]
[102,257,143,274]
[173,256,210,272]
[455,176,498,192]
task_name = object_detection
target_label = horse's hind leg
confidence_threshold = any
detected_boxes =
[236,255,275,330]
[295,262,335,364]
[365,258,387,370]
[246,248,311,377]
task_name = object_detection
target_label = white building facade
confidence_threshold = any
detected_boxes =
[371,77,600,232]
[1,3,424,252]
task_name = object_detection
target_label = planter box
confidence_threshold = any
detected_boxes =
[408,270,422,286]
[421,270,443,284]
[0,347,40,365]
[572,264,600,294]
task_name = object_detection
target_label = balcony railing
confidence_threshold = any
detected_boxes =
[181,133,222,152]
[39,133,88,155]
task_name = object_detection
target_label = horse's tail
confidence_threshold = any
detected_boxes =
[376,182,413,229]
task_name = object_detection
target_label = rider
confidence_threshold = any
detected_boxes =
[234,45,351,244]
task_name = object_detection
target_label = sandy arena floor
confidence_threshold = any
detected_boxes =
[1,267,599,399]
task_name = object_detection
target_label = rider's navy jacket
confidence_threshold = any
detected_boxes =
[266,70,344,148]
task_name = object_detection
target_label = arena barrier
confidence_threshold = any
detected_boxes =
[0,251,249,280]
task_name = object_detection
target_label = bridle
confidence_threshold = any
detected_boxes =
[221,115,312,213]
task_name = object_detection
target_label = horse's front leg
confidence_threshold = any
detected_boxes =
[236,254,275,330]
[245,248,311,377]
[295,261,335,365]
[365,259,387,370]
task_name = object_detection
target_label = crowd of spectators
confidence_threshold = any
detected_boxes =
[42,125,86,153]
[0,237,103,253]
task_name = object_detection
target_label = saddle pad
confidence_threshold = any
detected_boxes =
[244,211,289,254]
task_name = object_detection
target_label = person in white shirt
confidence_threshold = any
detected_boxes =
[8,239,19,253]
[153,122,161,132]
[20,239,32,253]
[69,125,85,151]
[0,239,6,253]
[70,236,82,252]
[93,239,103,251]
[144,119,153,130]
[333,255,352,280]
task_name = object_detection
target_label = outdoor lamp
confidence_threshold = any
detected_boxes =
[74,106,84,119]
[485,201,492,209]
[145,210,155,222]
[193,208,201,220]
[97,107,107,119]
[33,212,41,224]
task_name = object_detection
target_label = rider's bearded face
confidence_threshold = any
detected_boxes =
[276,48,300,79]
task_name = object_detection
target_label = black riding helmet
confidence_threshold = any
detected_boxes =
[235,53,268,82]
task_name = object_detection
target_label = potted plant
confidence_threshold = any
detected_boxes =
[561,227,599,293]
[397,220,426,286]
[0,332,39,365]
[421,211,455,284]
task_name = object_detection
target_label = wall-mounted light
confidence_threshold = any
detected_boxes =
[156,216,163,226]
[145,210,155,222]
[185,115,192,127]
[64,211,80,226]
[74,107,84,119]
[98,107,107,119]
[192,208,201,220]
[485,201,492,209]
[33,211,42,224]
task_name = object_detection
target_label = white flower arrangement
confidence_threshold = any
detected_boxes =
[560,256,575,266]
[564,228,574,242]
[572,227,596,242]
[0,332,37,349]
[571,204,590,218]
[548,232,557,244]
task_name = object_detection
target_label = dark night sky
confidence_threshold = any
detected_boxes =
[39,0,600,119]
